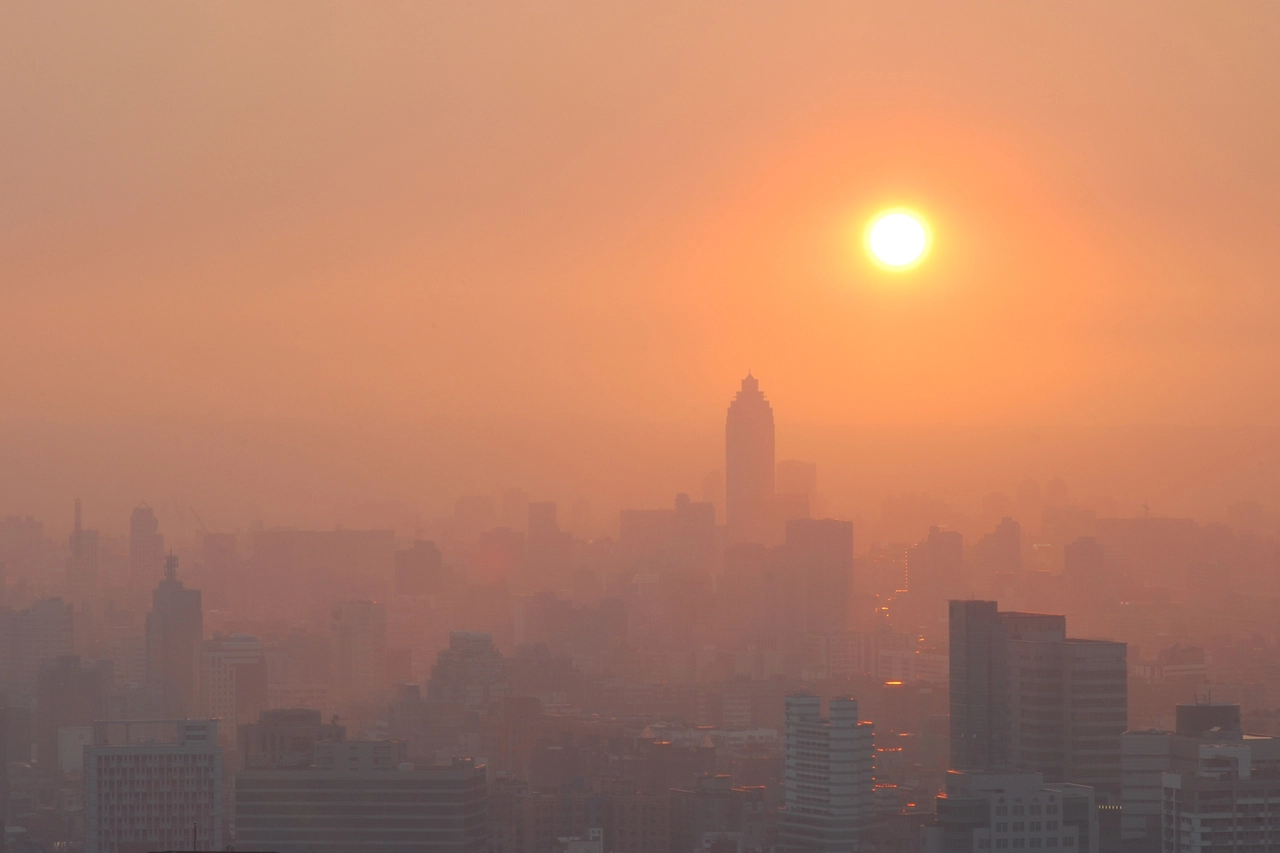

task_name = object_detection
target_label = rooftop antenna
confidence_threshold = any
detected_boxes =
[165,552,178,583]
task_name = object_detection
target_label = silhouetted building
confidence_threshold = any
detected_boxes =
[428,630,509,707]
[395,540,444,596]
[910,526,964,599]
[35,654,111,771]
[67,498,100,594]
[145,555,203,719]
[975,517,1021,578]
[783,518,854,637]
[726,374,776,545]
[128,503,165,588]
[330,600,387,703]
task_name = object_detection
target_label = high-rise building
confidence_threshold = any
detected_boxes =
[394,540,444,596]
[783,519,854,637]
[924,770,1099,853]
[974,517,1022,578]
[145,555,203,719]
[910,526,964,599]
[427,630,510,707]
[778,694,876,853]
[1008,637,1128,800]
[195,633,267,752]
[128,503,165,588]
[67,498,100,594]
[330,600,388,704]
[0,597,76,703]
[1160,741,1280,853]
[726,373,776,545]
[84,719,224,853]
[235,746,487,852]
[949,601,1066,773]
[1121,703,1280,852]
[35,654,111,770]
[950,602,1126,803]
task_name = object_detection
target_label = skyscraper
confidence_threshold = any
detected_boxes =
[726,373,775,545]
[129,502,165,588]
[949,601,1066,772]
[145,554,203,719]
[67,498,100,595]
[778,694,875,853]
[783,518,854,637]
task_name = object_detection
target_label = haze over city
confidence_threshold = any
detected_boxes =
[2,3,1280,853]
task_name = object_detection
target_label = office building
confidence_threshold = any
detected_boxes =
[128,503,165,588]
[924,770,1099,853]
[1161,742,1280,853]
[1008,637,1127,799]
[783,518,855,637]
[195,633,268,752]
[67,498,100,594]
[145,555,203,719]
[910,526,964,599]
[726,373,776,545]
[35,654,111,770]
[83,719,224,853]
[427,630,510,707]
[1121,703,1280,852]
[239,707,346,770]
[778,694,876,852]
[0,596,75,703]
[235,746,487,853]
[330,600,388,703]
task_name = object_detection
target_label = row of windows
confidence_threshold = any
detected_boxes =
[995,805,1059,816]
[980,836,1076,848]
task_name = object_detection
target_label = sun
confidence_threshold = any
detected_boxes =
[866,210,930,269]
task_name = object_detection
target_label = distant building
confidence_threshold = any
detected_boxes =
[428,630,510,707]
[395,540,444,596]
[330,600,387,703]
[239,707,346,770]
[782,519,854,637]
[145,555,202,719]
[923,770,1099,853]
[235,747,487,852]
[195,633,267,751]
[67,498,100,594]
[778,694,875,852]
[726,374,776,545]
[128,503,165,588]
[84,719,224,853]
[35,654,111,770]
[1160,740,1280,853]
[910,526,964,599]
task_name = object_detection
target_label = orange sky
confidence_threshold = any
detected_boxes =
[3,3,1280,528]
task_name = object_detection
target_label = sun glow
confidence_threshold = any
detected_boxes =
[866,210,930,269]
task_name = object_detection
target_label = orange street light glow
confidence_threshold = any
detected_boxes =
[866,210,930,269]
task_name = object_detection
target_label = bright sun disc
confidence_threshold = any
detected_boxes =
[867,211,929,268]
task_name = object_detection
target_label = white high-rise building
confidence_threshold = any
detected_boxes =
[924,770,1099,853]
[83,719,224,853]
[778,694,875,852]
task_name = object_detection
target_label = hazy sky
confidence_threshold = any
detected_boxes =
[4,3,1280,529]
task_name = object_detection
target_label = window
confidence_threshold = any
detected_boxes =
[1030,806,1042,816]
[997,824,1009,833]
[1047,821,1058,831]
[1013,840,1026,849]
[1030,822,1042,832]
[996,841,1009,849]
[997,806,1009,816]
[1014,806,1026,816]
[980,841,992,849]
[1013,823,1025,832]
[1047,840,1058,848]
[1065,838,1075,847]
[1046,805,1059,815]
